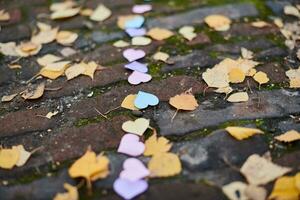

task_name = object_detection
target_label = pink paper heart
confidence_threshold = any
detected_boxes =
[120,158,150,181]
[118,134,145,156]
[132,4,152,14]
[114,178,148,200]
[123,48,146,62]
[128,71,152,85]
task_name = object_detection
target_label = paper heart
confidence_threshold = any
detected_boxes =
[118,134,145,156]
[126,28,146,37]
[134,91,159,109]
[113,178,148,200]
[124,15,145,29]
[120,158,150,181]
[122,118,150,136]
[128,71,152,85]
[123,49,146,62]
[125,61,148,73]
[132,5,152,14]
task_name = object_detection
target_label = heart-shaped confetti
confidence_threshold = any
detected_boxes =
[128,71,152,85]
[134,91,159,109]
[118,134,145,156]
[126,28,146,37]
[120,158,150,181]
[124,15,145,29]
[113,178,148,200]
[122,118,150,136]
[125,61,148,73]
[123,49,146,62]
[132,4,152,14]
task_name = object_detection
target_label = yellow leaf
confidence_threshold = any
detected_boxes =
[144,134,172,156]
[37,54,62,66]
[179,26,197,41]
[286,68,300,88]
[227,92,249,103]
[148,153,181,177]
[147,28,174,41]
[53,183,78,200]
[295,173,300,191]
[253,71,269,85]
[45,111,59,119]
[275,130,300,142]
[65,63,86,80]
[251,21,269,28]
[0,42,18,56]
[241,154,291,185]
[269,176,299,200]
[15,145,32,167]
[0,146,20,169]
[39,61,70,79]
[131,36,152,46]
[0,10,10,21]
[90,154,110,181]
[51,7,80,20]
[21,82,45,100]
[204,15,231,31]
[90,4,111,22]
[83,61,98,79]
[31,27,58,44]
[56,31,78,46]
[153,52,169,62]
[15,42,42,57]
[169,93,198,111]
[241,47,254,59]
[228,68,246,83]
[121,94,138,110]
[225,126,263,140]
[1,93,18,102]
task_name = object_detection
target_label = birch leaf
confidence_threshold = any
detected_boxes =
[144,134,172,156]
[56,31,78,46]
[169,93,198,111]
[204,15,231,31]
[269,175,299,200]
[275,130,300,142]
[1,93,18,102]
[227,92,249,103]
[253,71,269,85]
[147,28,174,41]
[121,94,138,110]
[148,153,181,177]
[225,126,264,140]
[21,82,45,100]
[37,54,62,66]
[53,183,78,200]
[90,4,111,22]
[0,146,20,169]
[65,63,86,80]
[15,145,32,167]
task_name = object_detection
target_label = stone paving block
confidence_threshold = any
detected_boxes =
[154,89,300,136]
[147,3,258,29]
[91,31,125,44]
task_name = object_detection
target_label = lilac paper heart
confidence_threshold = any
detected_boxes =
[132,4,152,14]
[126,28,146,37]
[118,134,145,156]
[120,158,150,181]
[114,178,148,200]
[125,61,148,73]
[128,71,152,85]
[123,49,146,62]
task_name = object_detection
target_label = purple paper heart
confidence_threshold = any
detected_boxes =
[125,61,148,73]
[128,71,152,85]
[120,158,150,181]
[123,48,146,62]
[118,134,145,156]
[125,28,146,37]
[132,4,152,14]
[113,178,148,200]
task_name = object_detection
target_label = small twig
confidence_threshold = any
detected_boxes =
[30,146,44,154]
[222,156,240,172]
[104,106,121,115]
[26,73,40,84]
[203,86,209,96]
[171,109,179,122]
[247,80,253,94]
[94,108,108,119]
[10,57,21,64]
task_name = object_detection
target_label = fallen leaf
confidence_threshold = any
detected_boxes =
[83,61,98,79]
[241,47,254,59]
[15,145,32,167]
[121,94,138,110]
[1,93,18,102]
[90,4,111,22]
[80,8,93,16]
[21,82,45,100]
[15,42,42,57]
[0,10,10,21]
[56,31,78,46]
[60,47,77,57]
[204,14,231,31]
[222,181,248,200]
[284,5,300,18]
[0,146,20,169]
[131,36,152,46]
[53,183,78,200]
[286,68,300,88]
[153,52,169,62]
[0,42,19,56]
[113,40,130,48]
[225,126,263,140]
[227,92,249,103]
[8,64,22,69]
[179,26,197,41]
[269,175,299,200]
[144,134,172,156]
[50,1,77,12]
[228,68,246,83]
[202,67,230,88]
[214,86,233,94]
[39,61,70,80]
[275,130,300,142]
[253,71,269,85]
[31,27,58,44]
[169,92,198,111]
[147,28,174,40]
[65,63,86,80]
[241,154,291,185]
[148,152,181,177]
[45,111,59,119]
[245,185,267,200]
[37,54,62,66]
[51,7,80,20]
[36,22,52,31]
[90,154,110,181]
[251,21,269,28]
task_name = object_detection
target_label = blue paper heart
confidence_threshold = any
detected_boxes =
[134,91,159,109]
[125,16,145,29]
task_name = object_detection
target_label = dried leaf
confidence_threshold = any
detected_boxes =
[0,42,19,56]
[147,28,174,41]
[245,185,267,200]
[169,93,198,111]
[241,47,254,59]
[53,183,78,200]
[90,4,111,22]
[0,146,20,169]
[37,54,62,66]
[1,93,18,102]
[65,63,86,80]
[50,1,77,12]
[60,47,77,57]
[286,68,300,88]
[51,7,80,20]
[179,26,197,41]
[284,5,300,18]
[144,134,172,156]
[204,14,231,31]
[253,71,269,85]
[8,64,22,69]
[241,154,291,185]
[228,68,246,83]
[222,181,248,200]
[227,92,249,103]
[121,94,138,110]
[113,40,130,48]
[39,61,70,79]
[21,82,45,100]
[153,52,169,62]
[0,10,10,21]
[214,86,233,94]
[83,61,98,79]
[251,21,269,28]
[225,126,264,140]
[269,175,299,200]
[45,111,59,119]
[31,27,58,44]
[16,42,42,57]
[56,31,78,46]
[15,145,32,167]
[148,153,181,177]
[275,130,300,142]
[131,36,152,46]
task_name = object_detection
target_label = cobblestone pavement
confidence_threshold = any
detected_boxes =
[0,0,300,199]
